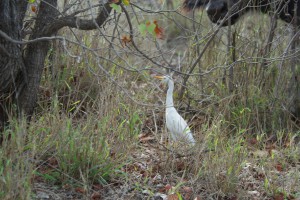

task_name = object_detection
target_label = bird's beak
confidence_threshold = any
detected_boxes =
[154,75,164,80]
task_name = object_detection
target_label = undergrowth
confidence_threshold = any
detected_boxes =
[1,0,300,199]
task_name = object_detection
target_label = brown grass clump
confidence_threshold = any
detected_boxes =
[1,0,300,199]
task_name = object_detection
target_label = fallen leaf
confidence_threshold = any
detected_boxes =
[167,193,179,200]
[181,186,193,199]
[248,137,258,145]
[75,187,86,194]
[275,163,283,172]
[176,161,185,171]
[274,192,284,200]
[165,184,172,191]
[48,157,58,167]
[91,192,101,200]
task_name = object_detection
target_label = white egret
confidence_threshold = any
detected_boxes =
[154,75,196,146]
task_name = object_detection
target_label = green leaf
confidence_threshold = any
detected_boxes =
[146,23,156,36]
[177,192,183,200]
[28,0,36,3]
[138,24,147,36]
[122,0,130,5]
[110,3,122,13]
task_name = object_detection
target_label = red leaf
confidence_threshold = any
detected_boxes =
[75,187,86,194]
[182,186,193,199]
[153,20,164,39]
[248,137,258,145]
[274,192,285,200]
[167,194,179,200]
[121,35,131,47]
[31,4,37,13]
[165,184,172,191]
[91,192,101,200]
[275,163,283,172]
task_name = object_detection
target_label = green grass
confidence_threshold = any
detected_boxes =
[1,1,300,199]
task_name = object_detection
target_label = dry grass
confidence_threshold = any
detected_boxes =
[1,0,300,199]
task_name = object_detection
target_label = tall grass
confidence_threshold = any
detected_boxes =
[1,0,300,199]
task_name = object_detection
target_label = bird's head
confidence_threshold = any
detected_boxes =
[153,75,173,84]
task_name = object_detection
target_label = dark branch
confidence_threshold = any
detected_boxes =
[43,3,113,35]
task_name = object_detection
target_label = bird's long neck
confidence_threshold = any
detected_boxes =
[166,80,174,108]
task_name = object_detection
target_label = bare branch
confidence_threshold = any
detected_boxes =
[42,3,113,35]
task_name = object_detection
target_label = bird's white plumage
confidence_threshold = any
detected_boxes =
[155,75,196,145]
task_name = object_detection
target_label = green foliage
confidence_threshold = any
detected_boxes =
[3,2,300,199]
[230,105,252,131]
[0,121,33,199]
[138,22,156,37]
[31,108,138,186]
[110,3,122,13]
[0,90,141,198]
[122,0,130,5]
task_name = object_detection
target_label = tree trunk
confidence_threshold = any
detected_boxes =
[0,0,27,130]
[288,3,300,119]
[287,50,300,119]
[0,0,114,133]
[19,0,59,118]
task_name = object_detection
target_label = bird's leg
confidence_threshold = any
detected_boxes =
[160,128,164,144]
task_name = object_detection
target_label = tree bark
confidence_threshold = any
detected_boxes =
[0,0,27,130]
[0,0,115,131]
[288,2,300,119]
[19,0,59,118]
[18,0,113,117]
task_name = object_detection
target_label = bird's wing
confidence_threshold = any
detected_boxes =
[166,108,195,144]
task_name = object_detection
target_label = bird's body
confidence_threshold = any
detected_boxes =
[165,107,195,144]
[155,75,196,145]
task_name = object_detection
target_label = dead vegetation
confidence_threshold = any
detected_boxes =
[0,0,300,199]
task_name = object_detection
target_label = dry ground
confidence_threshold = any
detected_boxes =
[1,0,300,199]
